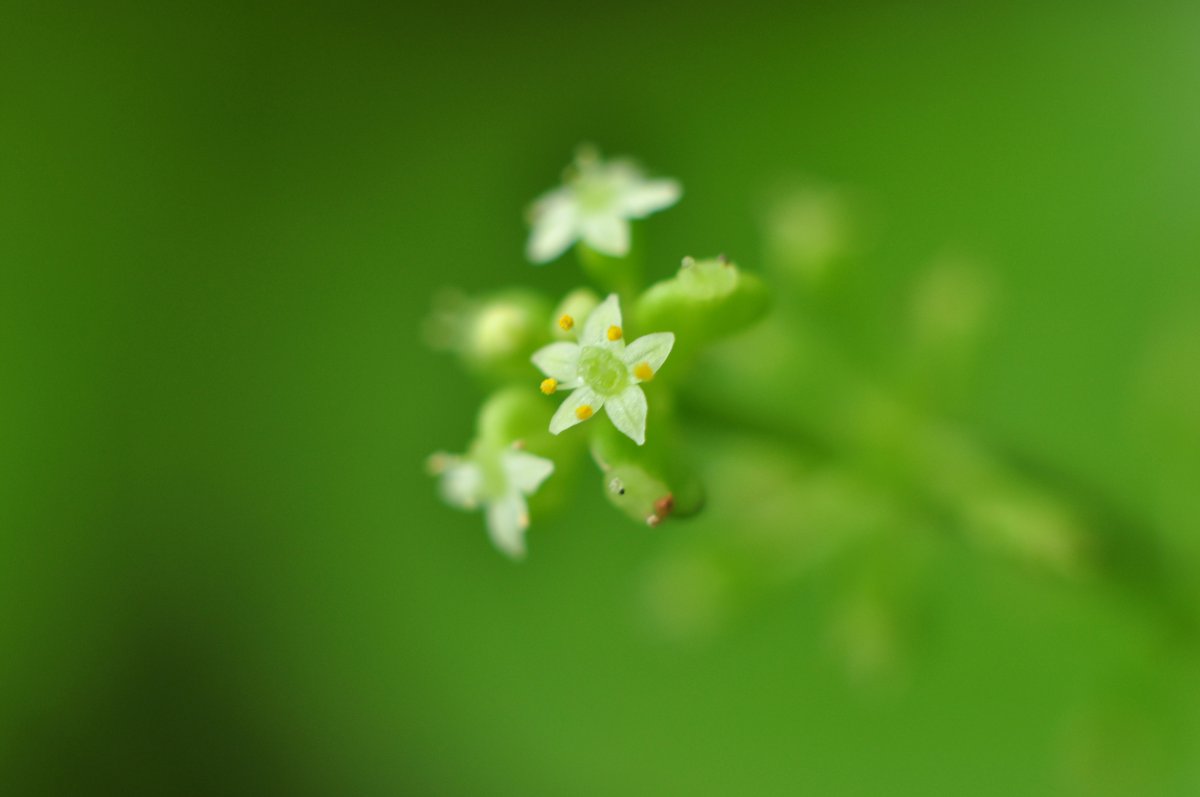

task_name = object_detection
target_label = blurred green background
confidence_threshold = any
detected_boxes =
[3,0,1199,794]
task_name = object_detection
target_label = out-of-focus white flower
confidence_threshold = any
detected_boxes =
[428,444,554,559]
[531,294,674,445]
[526,147,681,264]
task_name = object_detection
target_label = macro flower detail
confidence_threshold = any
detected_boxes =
[531,294,674,445]
[429,444,554,559]
[525,148,682,264]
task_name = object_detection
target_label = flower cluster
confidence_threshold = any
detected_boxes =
[429,147,767,558]
[421,149,1186,716]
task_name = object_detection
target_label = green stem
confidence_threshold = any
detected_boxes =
[576,239,642,302]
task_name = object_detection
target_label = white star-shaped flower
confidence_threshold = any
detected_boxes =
[531,294,674,445]
[429,444,554,559]
[526,148,682,264]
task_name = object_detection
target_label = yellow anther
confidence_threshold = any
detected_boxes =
[540,378,558,395]
[575,404,594,421]
[607,325,623,341]
[634,362,654,382]
[558,314,574,331]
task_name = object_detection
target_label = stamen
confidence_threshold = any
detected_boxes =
[634,362,654,381]
[540,378,558,395]
[607,325,623,341]
[558,314,574,331]
[575,404,594,421]
[681,256,696,268]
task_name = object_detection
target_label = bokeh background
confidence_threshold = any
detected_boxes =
[3,0,1199,794]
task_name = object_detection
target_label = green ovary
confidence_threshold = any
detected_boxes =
[578,346,629,396]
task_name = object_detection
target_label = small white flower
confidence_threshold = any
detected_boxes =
[531,294,674,445]
[429,444,555,559]
[526,148,682,264]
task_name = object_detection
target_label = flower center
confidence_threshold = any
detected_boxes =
[471,445,508,499]
[574,177,618,213]
[578,345,628,396]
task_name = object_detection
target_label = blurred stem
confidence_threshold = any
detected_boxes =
[677,316,1198,640]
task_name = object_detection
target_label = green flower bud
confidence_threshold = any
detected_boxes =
[476,386,553,447]
[908,257,992,357]
[424,289,552,381]
[960,486,1087,578]
[603,462,675,527]
[762,186,857,286]
[590,418,704,526]
[635,256,770,356]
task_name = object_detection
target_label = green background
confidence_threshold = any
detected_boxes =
[3,1,1199,794]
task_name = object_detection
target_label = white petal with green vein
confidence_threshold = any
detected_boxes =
[604,385,648,446]
[621,179,681,217]
[486,492,528,559]
[502,450,555,494]
[531,342,582,384]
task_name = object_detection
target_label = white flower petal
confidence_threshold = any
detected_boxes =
[526,191,579,263]
[439,460,485,509]
[621,332,675,377]
[502,450,554,495]
[604,385,648,445]
[486,491,528,559]
[580,214,631,257]
[549,387,604,436]
[531,341,581,384]
[581,294,623,347]
[620,179,682,218]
